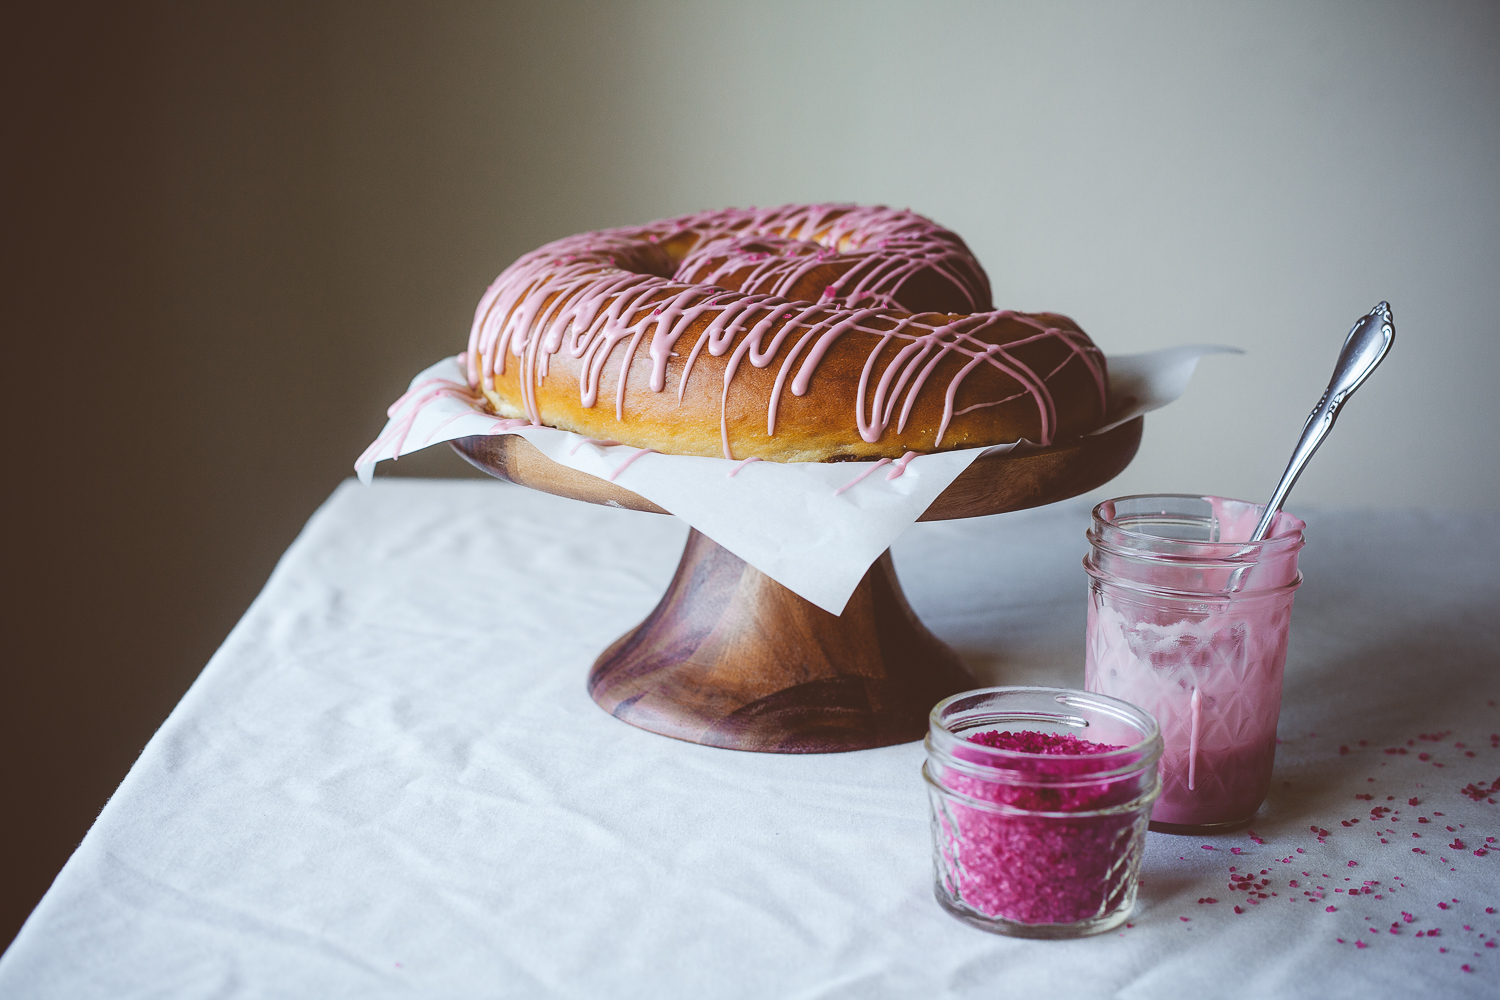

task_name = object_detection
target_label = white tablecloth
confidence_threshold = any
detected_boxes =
[3,481,1497,998]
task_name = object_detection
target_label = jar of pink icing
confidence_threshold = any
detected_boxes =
[1084,494,1305,833]
[923,686,1162,938]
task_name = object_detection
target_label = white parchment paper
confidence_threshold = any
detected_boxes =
[356,346,1237,613]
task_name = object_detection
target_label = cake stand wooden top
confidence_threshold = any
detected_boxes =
[451,416,1142,522]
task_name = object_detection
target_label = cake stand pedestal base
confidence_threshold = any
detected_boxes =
[590,528,972,753]
[453,416,1142,754]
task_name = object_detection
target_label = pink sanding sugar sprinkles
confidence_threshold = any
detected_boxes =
[1210,722,1500,973]
[924,687,1163,938]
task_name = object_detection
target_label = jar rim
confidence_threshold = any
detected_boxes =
[927,686,1163,782]
[921,761,1161,818]
[1083,556,1304,602]
[1091,494,1305,555]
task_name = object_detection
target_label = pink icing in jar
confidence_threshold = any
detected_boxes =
[923,687,1162,938]
[1084,495,1305,832]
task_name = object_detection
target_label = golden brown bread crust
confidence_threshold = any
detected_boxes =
[465,205,1107,462]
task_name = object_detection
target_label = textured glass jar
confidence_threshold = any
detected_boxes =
[923,686,1162,938]
[1084,495,1304,833]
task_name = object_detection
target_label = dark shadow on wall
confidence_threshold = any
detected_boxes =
[1,0,651,951]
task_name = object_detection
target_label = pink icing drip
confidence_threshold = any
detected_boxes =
[954,388,1027,416]
[569,437,622,456]
[885,451,922,481]
[386,377,472,418]
[608,448,656,481]
[465,204,1108,458]
[834,458,892,496]
[423,410,529,446]
[1189,686,1201,793]
[357,376,486,467]
[423,409,479,444]
[727,456,763,478]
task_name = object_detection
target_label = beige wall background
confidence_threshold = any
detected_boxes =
[323,0,1500,507]
[6,0,1497,951]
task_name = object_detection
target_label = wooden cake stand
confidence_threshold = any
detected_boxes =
[453,417,1142,754]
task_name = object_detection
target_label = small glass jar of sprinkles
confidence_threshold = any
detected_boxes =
[923,686,1162,938]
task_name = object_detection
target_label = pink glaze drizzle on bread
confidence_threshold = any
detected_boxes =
[465,204,1109,462]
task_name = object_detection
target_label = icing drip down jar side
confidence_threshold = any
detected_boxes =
[923,687,1163,938]
[1084,495,1305,833]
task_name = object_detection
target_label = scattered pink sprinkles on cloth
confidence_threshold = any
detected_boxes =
[1176,721,1499,972]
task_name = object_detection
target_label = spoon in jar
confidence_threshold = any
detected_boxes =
[1247,301,1395,542]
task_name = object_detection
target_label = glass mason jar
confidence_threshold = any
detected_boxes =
[923,686,1162,938]
[1084,495,1304,833]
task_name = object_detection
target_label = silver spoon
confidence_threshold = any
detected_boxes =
[1247,301,1395,542]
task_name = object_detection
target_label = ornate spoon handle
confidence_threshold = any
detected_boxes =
[1249,302,1395,542]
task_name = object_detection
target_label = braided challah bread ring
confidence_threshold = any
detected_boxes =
[465,204,1107,463]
